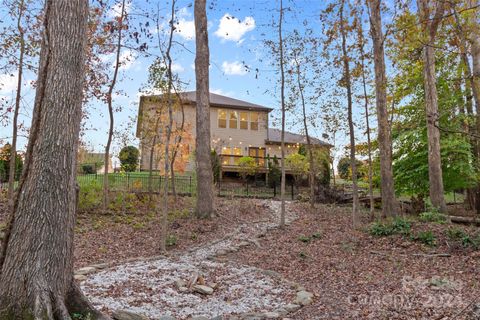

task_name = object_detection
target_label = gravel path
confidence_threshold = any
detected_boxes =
[80,200,305,319]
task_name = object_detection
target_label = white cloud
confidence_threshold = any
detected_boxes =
[119,49,136,70]
[221,61,247,76]
[211,88,234,97]
[214,14,255,43]
[171,62,185,73]
[108,1,132,18]
[0,74,18,93]
[175,18,195,41]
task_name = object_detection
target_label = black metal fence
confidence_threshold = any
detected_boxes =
[77,173,195,196]
[217,179,297,200]
[2,171,299,200]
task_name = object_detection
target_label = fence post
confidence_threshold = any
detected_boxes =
[273,183,276,198]
[189,176,192,196]
[291,181,294,200]
[246,180,249,196]
[127,173,130,192]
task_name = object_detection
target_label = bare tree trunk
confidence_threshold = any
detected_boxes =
[366,0,398,218]
[417,0,447,213]
[340,0,359,227]
[159,0,176,252]
[170,97,186,199]
[0,1,107,318]
[279,0,286,228]
[472,2,480,214]
[452,3,479,211]
[194,0,214,218]
[7,0,26,208]
[103,0,126,210]
[293,54,315,208]
[358,19,374,217]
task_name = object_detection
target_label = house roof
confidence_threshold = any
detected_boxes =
[266,128,331,147]
[177,91,273,112]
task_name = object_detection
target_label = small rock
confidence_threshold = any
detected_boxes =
[91,263,109,269]
[74,274,87,281]
[193,284,214,295]
[264,312,280,318]
[0,232,5,240]
[191,317,209,320]
[294,291,314,306]
[175,279,186,289]
[158,316,176,320]
[112,310,149,320]
[238,241,250,247]
[283,304,301,312]
[75,266,96,275]
[178,286,189,293]
[216,249,228,256]
[208,282,218,289]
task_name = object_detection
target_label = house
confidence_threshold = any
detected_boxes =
[136,91,330,176]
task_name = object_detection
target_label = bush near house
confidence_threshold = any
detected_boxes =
[119,146,140,172]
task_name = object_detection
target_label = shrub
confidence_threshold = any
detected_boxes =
[119,146,139,172]
[369,218,411,237]
[415,231,436,247]
[419,210,446,223]
[267,155,281,188]
[81,164,96,174]
[298,235,311,243]
[78,180,102,211]
[166,235,177,246]
[446,227,480,249]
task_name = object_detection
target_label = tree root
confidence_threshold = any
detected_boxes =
[66,281,111,320]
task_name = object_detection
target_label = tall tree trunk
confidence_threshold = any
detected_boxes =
[0,1,107,318]
[194,0,214,218]
[366,0,398,218]
[103,0,126,210]
[279,0,287,228]
[7,0,26,207]
[340,0,359,227]
[170,101,185,199]
[160,0,176,252]
[293,54,315,208]
[358,19,374,217]
[470,0,480,214]
[452,3,478,211]
[417,0,447,213]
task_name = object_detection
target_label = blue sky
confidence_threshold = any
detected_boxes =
[0,0,365,164]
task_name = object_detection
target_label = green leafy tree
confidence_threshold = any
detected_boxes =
[238,156,258,184]
[0,143,23,183]
[286,153,309,187]
[119,146,139,172]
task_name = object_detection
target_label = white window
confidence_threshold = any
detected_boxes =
[250,112,259,131]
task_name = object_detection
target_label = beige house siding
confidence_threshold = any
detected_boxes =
[138,100,269,171]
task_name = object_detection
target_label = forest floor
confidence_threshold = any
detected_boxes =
[0,196,479,319]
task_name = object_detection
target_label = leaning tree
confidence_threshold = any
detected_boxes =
[0,1,108,319]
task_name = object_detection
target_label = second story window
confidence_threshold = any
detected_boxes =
[240,111,248,130]
[250,112,259,130]
[218,109,227,128]
[229,111,238,129]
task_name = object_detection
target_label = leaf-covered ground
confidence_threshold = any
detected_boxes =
[1,196,479,319]
[227,203,480,319]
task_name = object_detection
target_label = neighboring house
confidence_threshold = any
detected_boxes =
[136,91,330,176]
